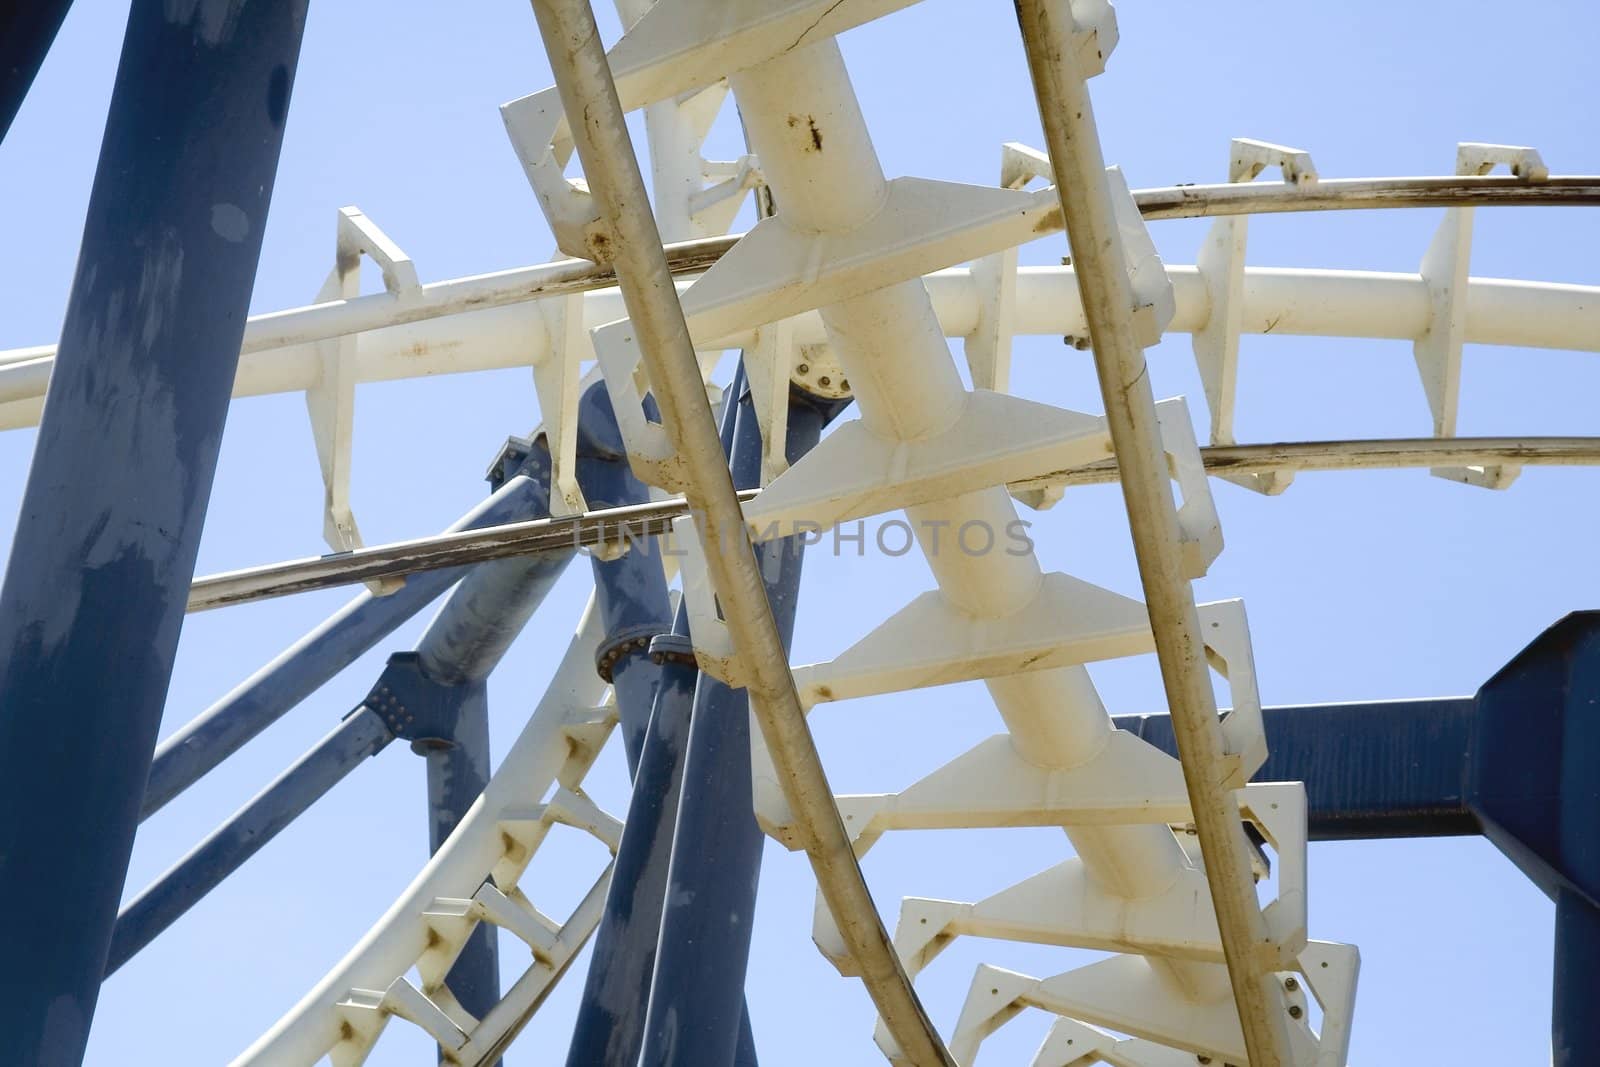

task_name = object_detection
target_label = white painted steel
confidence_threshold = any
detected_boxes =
[232,600,622,1065]
[0,265,1591,432]
[527,0,956,1061]
[178,0,1599,1059]
[723,23,1250,1062]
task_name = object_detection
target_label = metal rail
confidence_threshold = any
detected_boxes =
[1015,1,1293,1062]
[184,436,1600,611]
[1,174,1595,384]
[527,0,954,1061]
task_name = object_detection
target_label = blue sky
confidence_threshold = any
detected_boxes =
[2,1,1597,1063]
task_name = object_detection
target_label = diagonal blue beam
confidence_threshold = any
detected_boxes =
[142,468,555,820]
[0,3,310,1061]
[107,707,395,975]
[564,374,746,1067]
[639,382,850,1067]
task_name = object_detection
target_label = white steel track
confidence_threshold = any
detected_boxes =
[101,1,1594,1064]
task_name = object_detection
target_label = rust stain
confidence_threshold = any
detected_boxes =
[786,114,824,152]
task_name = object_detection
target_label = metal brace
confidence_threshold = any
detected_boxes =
[1417,142,1547,490]
[307,207,418,593]
[1194,138,1319,496]
[534,279,589,516]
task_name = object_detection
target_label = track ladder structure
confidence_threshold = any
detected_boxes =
[210,2,1600,1065]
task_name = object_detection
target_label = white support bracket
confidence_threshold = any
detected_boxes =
[1417,142,1547,490]
[1032,1017,1202,1067]
[817,771,1306,979]
[943,946,1353,1067]
[307,207,419,592]
[678,176,1060,344]
[742,318,795,485]
[669,511,749,687]
[753,594,1268,842]
[992,145,1171,353]
[1194,139,1319,496]
[961,144,1033,399]
[501,0,922,258]
[742,391,1110,539]
[534,285,589,515]
[690,152,765,235]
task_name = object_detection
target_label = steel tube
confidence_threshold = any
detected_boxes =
[109,707,393,975]
[182,435,1600,610]
[1016,2,1293,1060]
[639,385,843,1067]
[731,17,1219,1005]
[1554,888,1600,1067]
[529,2,953,1061]
[0,0,74,144]
[0,264,1594,428]
[564,382,690,1067]
[145,471,551,817]
[0,4,310,1060]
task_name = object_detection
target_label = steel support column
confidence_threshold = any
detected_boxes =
[0,4,308,1061]
[391,442,569,1049]
[564,375,744,1067]
[638,383,848,1066]
[0,0,73,144]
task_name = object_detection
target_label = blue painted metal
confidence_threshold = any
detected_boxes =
[1466,612,1600,1066]
[142,466,553,819]
[0,1,73,143]
[1554,888,1599,1067]
[564,377,740,1067]
[1467,612,1600,906]
[0,3,309,1060]
[368,441,567,1052]
[638,383,850,1067]
[1114,697,1480,841]
[107,707,394,975]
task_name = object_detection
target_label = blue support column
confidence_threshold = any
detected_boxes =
[143,467,554,818]
[1467,612,1600,1067]
[564,377,743,1067]
[0,4,309,1062]
[1554,887,1600,1067]
[368,440,569,1054]
[107,707,395,974]
[0,0,74,143]
[638,383,849,1067]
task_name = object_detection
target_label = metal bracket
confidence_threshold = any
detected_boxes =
[307,207,418,592]
[534,284,589,515]
[1417,142,1547,490]
[1194,139,1319,496]
[940,935,1356,1067]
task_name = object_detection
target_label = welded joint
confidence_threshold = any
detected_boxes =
[1417,142,1547,490]
[1193,139,1319,496]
